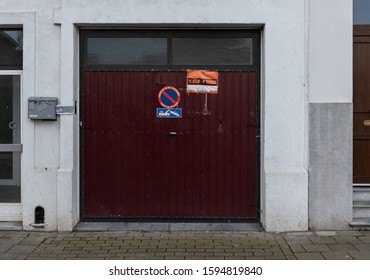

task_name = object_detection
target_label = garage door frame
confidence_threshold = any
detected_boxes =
[79,28,261,222]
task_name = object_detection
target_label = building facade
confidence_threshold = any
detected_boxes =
[0,0,353,232]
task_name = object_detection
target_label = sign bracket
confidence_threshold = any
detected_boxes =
[202,94,211,115]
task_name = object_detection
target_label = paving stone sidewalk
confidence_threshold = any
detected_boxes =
[1,230,370,260]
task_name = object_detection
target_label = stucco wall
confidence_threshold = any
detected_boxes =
[0,1,62,230]
[308,0,353,230]
[309,0,352,103]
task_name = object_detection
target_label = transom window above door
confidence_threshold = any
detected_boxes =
[0,29,23,70]
[81,30,259,71]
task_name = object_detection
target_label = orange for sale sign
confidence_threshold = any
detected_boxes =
[186,70,218,94]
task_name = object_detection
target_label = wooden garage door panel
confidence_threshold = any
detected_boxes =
[82,71,257,219]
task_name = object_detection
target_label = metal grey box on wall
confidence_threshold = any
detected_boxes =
[28,97,58,120]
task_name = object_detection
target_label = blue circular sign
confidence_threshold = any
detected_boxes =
[158,86,181,109]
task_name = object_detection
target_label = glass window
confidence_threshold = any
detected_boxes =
[172,37,253,66]
[0,30,23,68]
[86,37,167,65]
[354,0,370,24]
[81,30,258,69]
[0,76,20,144]
[0,75,21,203]
[0,152,20,202]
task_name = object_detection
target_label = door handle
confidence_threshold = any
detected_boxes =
[8,121,16,130]
[364,120,370,127]
[169,131,177,136]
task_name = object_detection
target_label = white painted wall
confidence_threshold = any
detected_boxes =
[0,1,62,230]
[62,0,308,232]
[309,0,352,103]
[0,0,350,232]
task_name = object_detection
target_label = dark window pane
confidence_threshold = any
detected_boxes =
[0,75,21,203]
[0,30,23,67]
[0,152,21,203]
[0,152,13,180]
[172,38,253,65]
[87,37,167,65]
[0,75,21,144]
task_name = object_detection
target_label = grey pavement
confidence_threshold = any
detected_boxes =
[1,229,370,260]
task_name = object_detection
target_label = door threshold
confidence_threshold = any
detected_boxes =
[0,221,22,231]
[74,222,263,232]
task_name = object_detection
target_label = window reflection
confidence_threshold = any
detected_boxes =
[172,38,253,65]
[87,37,167,65]
[0,30,23,67]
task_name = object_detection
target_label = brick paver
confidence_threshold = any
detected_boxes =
[0,230,370,259]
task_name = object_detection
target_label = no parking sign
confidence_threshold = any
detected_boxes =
[158,86,181,109]
[156,86,182,118]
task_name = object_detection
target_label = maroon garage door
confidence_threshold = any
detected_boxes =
[82,71,257,219]
[80,29,260,220]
